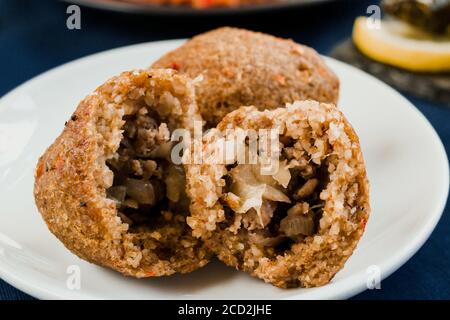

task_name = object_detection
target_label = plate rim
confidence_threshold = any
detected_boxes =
[0,39,448,300]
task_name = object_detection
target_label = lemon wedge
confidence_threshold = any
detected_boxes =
[352,16,450,72]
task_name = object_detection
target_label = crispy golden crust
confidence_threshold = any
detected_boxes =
[152,27,339,127]
[185,101,370,288]
[34,69,210,277]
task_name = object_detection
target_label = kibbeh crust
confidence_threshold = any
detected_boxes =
[185,101,370,288]
[34,69,211,277]
[152,27,340,127]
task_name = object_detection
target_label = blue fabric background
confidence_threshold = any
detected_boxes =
[0,0,448,300]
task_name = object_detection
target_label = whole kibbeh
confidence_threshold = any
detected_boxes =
[152,27,340,127]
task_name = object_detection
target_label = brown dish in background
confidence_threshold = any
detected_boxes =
[64,0,333,14]
[124,0,276,9]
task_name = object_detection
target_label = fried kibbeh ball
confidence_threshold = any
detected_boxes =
[185,101,370,288]
[34,69,211,277]
[151,27,339,127]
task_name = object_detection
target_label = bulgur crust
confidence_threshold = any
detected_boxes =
[34,69,210,277]
[185,101,370,288]
[152,27,340,127]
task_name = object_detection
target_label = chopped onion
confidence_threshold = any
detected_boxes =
[125,178,155,205]
[164,164,186,203]
[256,235,286,247]
[279,214,315,236]
[263,185,290,203]
[259,200,277,227]
[106,186,126,203]
[149,141,173,160]
[228,163,290,227]
[272,160,292,188]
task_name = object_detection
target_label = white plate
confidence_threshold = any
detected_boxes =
[0,40,448,300]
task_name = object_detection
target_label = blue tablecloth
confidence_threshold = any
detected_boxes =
[1,0,449,300]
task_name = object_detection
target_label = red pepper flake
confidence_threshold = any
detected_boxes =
[274,74,286,85]
[144,271,156,277]
[35,161,45,179]
[55,155,65,170]
[194,0,214,8]
[360,217,368,231]
[169,62,181,71]
[222,67,234,78]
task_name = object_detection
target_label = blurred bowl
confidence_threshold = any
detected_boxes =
[62,0,335,15]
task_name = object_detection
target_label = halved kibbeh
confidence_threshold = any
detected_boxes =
[34,69,210,277]
[185,101,370,288]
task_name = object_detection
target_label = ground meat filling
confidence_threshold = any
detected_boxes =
[105,97,190,260]
[220,136,328,259]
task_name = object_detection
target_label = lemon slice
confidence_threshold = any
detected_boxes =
[353,16,450,72]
